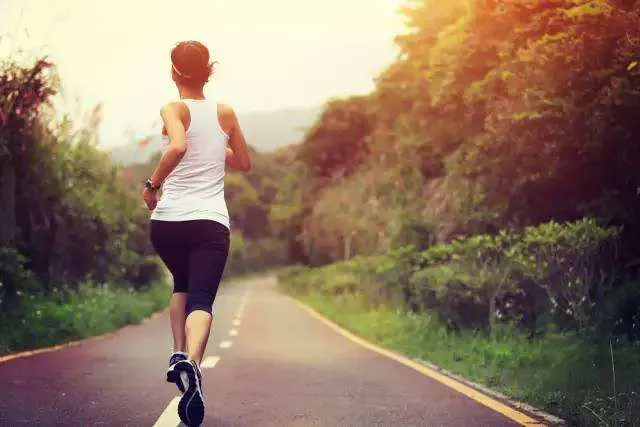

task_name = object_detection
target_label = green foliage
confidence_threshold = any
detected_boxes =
[281,218,623,334]
[0,280,169,356]
[0,247,38,303]
[298,96,373,181]
[224,172,262,233]
[391,216,436,251]
[225,232,247,276]
[513,219,621,331]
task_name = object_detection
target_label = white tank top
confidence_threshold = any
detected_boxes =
[150,99,230,229]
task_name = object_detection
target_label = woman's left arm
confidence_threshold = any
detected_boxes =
[142,102,188,210]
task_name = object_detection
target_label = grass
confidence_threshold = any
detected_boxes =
[0,281,170,356]
[290,291,640,426]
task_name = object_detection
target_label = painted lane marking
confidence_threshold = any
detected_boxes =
[292,298,547,427]
[232,319,241,327]
[219,340,233,349]
[200,356,220,369]
[229,329,238,337]
[153,396,181,427]
[237,301,247,314]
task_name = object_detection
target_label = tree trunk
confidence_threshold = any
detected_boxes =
[488,289,496,335]
[344,234,352,261]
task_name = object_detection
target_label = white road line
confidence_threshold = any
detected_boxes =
[153,396,181,427]
[232,319,241,327]
[229,328,238,336]
[219,340,233,349]
[200,356,220,369]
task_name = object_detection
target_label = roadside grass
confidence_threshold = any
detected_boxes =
[0,281,170,356]
[292,291,640,426]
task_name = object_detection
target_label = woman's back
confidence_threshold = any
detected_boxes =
[151,99,230,229]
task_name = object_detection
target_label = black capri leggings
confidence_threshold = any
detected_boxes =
[150,219,230,316]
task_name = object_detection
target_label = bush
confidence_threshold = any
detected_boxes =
[0,247,38,303]
[513,219,621,332]
[281,217,623,335]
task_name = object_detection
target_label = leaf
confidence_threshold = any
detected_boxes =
[628,61,638,71]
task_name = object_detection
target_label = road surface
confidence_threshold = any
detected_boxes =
[0,276,545,426]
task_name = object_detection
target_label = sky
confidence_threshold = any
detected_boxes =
[0,0,406,149]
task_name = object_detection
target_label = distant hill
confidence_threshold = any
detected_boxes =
[108,105,321,165]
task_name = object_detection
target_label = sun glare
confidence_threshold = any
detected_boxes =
[0,0,405,148]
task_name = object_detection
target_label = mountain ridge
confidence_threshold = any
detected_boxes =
[108,105,321,165]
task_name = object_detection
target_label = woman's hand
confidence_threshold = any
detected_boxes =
[143,187,158,211]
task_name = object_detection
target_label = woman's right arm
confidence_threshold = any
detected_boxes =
[221,104,251,172]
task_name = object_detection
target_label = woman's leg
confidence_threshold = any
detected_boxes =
[150,220,190,354]
[185,221,230,365]
[185,310,212,365]
[170,293,188,352]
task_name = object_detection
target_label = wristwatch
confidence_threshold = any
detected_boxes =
[144,179,161,190]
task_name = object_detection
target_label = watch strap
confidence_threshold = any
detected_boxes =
[145,179,161,190]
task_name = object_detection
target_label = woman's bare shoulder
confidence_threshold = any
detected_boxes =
[217,102,238,119]
[161,100,189,115]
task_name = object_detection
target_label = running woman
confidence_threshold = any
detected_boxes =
[142,40,251,426]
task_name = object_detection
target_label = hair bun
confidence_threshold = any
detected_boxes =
[171,41,214,86]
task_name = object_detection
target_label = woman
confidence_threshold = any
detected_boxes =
[143,40,251,426]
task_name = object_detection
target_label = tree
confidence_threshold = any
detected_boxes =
[297,96,374,184]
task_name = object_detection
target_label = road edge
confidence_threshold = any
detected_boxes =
[0,308,168,364]
[290,296,566,427]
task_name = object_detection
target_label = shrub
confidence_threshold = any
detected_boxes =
[513,219,621,332]
[0,247,38,303]
[281,217,623,335]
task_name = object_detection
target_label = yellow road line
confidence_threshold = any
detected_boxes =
[0,340,85,364]
[293,298,547,427]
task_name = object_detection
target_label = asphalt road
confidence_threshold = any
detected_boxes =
[0,276,544,426]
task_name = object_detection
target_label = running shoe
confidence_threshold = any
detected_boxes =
[166,351,188,392]
[175,360,205,426]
